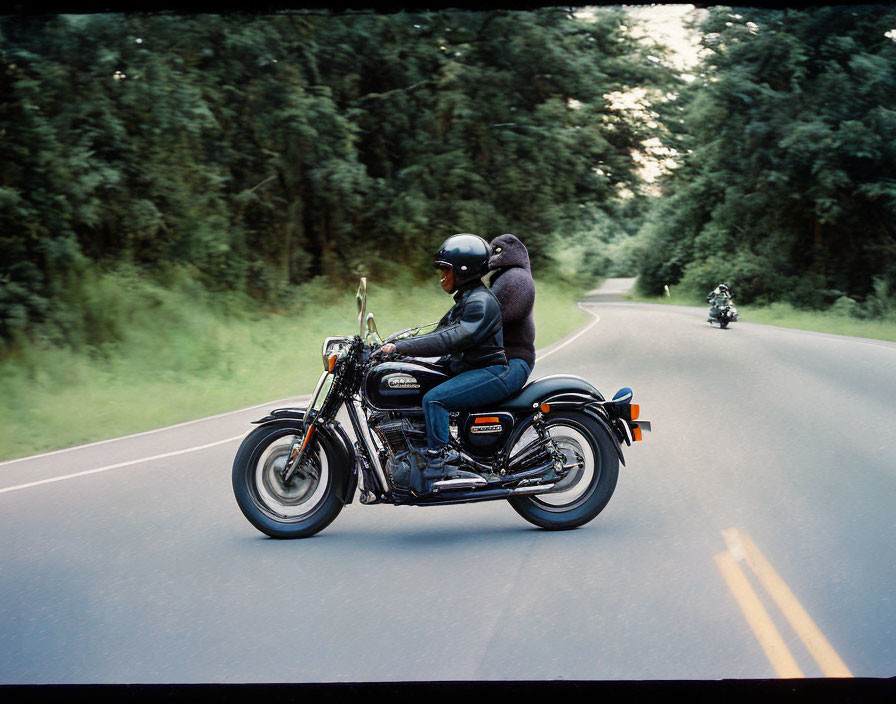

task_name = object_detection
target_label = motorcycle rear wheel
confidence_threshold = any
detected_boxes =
[232,422,346,538]
[507,411,619,530]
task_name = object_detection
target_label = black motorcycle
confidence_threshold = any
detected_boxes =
[715,304,737,329]
[232,278,650,538]
[708,297,738,329]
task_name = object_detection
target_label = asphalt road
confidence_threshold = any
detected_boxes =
[1,286,894,683]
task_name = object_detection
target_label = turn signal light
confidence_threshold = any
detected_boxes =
[632,425,642,442]
[630,404,640,420]
[475,416,500,424]
[540,403,551,413]
[327,354,337,372]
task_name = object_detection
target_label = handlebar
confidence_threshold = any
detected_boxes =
[366,346,405,363]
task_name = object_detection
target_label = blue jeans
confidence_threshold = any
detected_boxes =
[422,363,513,449]
[506,358,532,396]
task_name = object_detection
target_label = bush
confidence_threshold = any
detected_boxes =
[857,277,893,319]
[830,295,859,317]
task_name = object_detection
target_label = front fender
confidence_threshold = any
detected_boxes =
[251,409,358,504]
[252,408,306,425]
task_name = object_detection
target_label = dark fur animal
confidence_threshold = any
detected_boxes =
[488,234,536,368]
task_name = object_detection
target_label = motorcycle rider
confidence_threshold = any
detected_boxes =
[376,234,512,489]
[487,234,536,394]
[707,283,734,322]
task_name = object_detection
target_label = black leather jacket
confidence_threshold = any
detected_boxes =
[393,282,507,375]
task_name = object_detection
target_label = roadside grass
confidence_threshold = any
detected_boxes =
[626,291,896,342]
[0,277,587,461]
[625,289,702,308]
[738,303,896,342]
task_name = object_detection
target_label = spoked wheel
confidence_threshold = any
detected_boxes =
[507,411,619,530]
[232,422,346,538]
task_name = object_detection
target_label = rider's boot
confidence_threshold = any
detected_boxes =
[419,446,480,492]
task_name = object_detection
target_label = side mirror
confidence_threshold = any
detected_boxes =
[356,277,367,338]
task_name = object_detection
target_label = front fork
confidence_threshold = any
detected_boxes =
[281,425,316,484]
[280,369,331,484]
[344,398,390,499]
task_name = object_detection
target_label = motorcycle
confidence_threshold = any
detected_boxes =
[708,299,738,329]
[709,303,737,330]
[232,278,651,538]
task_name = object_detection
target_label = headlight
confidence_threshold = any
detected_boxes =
[322,336,351,370]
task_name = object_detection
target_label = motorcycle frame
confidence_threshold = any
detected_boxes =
[251,336,640,507]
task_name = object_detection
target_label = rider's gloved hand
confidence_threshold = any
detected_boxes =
[373,343,397,358]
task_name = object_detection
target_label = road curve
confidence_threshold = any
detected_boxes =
[1,299,894,682]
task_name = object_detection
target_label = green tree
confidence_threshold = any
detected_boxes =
[0,8,676,348]
[639,5,896,308]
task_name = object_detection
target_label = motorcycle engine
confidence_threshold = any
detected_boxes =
[370,415,427,490]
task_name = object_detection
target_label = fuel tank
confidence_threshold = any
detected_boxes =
[363,360,449,411]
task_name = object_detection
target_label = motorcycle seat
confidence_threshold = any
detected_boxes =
[494,374,604,410]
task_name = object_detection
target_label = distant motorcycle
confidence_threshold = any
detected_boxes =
[709,302,738,329]
[232,278,650,538]
[707,290,738,329]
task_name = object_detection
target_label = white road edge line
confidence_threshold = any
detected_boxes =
[534,302,601,362]
[0,434,246,496]
[0,394,311,467]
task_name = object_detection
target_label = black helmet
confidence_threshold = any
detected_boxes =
[434,234,490,287]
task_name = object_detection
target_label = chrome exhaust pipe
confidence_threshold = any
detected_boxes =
[431,476,489,492]
[430,459,557,493]
[508,483,555,495]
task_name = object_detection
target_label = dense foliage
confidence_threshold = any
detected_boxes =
[5,5,894,353]
[0,8,674,349]
[637,5,896,315]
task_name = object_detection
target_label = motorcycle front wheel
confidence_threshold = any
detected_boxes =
[507,411,619,531]
[232,422,347,538]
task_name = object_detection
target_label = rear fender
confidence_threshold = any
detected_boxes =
[581,406,627,467]
[251,408,358,505]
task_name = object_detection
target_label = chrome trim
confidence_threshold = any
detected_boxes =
[356,277,367,338]
[350,399,390,492]
[544,392,597,403]
[322,336,352,369]
[431,476,488,492]
[307,371,331,413]
[509,483,555,495]
[618,418,633,446]
[636,420,652,433]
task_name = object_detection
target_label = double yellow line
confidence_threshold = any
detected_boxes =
[714,528,853,678]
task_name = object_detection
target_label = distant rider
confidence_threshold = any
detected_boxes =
[375,234,511,489]
[707,283,734,322]
[487,234,536,395]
